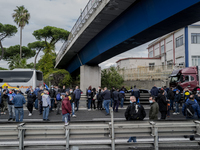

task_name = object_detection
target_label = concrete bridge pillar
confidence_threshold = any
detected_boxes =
[80,65,101,93]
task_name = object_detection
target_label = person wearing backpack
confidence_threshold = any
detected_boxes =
[125,96,146,121]
[182,94,200,119]
[73,86,81,111]
[56,90,62,115]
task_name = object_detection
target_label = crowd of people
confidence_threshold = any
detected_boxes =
[1,84,200,124]
[0,85,82,124]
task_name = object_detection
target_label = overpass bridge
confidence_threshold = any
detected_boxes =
[55,0,200,90]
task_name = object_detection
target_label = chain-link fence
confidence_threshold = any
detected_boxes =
[118,65,184,81]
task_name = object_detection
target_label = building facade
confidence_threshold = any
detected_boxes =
[148,23,200,67]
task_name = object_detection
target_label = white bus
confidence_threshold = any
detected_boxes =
[0,69,43,93]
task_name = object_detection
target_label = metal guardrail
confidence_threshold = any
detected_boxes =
[1,109,200,150]
[56,0,103,64]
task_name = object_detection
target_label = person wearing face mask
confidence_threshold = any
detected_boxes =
[125,96,146,121]
[49,85,56,112]
[182,94,200,119]
[27,89,36,116]
[149,96,159,120]
[173,89,181,115]
[69,89,76,117]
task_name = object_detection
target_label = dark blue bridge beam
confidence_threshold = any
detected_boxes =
[65,0,200,73]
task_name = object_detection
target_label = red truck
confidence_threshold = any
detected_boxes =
[169,66,199,91]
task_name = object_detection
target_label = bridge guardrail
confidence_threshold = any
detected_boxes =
[56,0,103,64]
[0,109,200,150]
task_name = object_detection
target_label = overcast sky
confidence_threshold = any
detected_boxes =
[0,0,149,69]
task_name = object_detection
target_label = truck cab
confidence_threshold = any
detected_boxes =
[169,66,199,91]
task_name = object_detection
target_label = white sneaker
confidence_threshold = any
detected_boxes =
[72,115,76,118]
[28,113,32,116]
[177,112,180,115]
[65,122,69,126]
[88,109,91,111]
[173,112,177,115]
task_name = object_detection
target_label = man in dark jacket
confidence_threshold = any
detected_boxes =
[37,86,43,115]
[150,85,159,97]
[1,89,8,115]
[73,86,81,111]
[97,87,103,110]
[112,89,120,112]
[69,88,76,117]
[131,85,140,103]
[101,87,111,115]
[125,96,146,120]
[110,87,115,107]
[149,96,159,120]
[167,87,175,112]
[27,89,36,116]
[49,85,56,111]
[182,94,200,119]
[173,89,181,115]
[157,90,170,120]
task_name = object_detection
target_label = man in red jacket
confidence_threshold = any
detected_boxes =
[61,92,72,125]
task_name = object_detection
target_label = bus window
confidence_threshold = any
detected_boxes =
[0,71,33,82]
[36,72,43,81]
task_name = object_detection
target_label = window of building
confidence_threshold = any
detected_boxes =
[192,56,200,66]
[149,51,153,58]
[191,33,200,44]
[167,60,173,69]
[149,63,155,71]
[176,35,183,48]
[161,45,165,54]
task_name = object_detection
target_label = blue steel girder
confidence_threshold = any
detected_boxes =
[63,0,200,73]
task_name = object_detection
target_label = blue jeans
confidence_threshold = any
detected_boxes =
[62,113,70,122]
[8,105,15,119]
[34,99,38,109]
[15,108,24,122]
[75,99,79,110]
[103,100,110,114]
[43,106,49,120]
[121,98,124,108]
[50,98,54,111]
[71,103,75,115]
[170,100,174,111]
[175,102,179,113]
[88,99,92,109]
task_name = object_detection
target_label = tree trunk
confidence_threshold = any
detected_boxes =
[20,27,22,59]
[0,41,4,60]
[34,48,42,69]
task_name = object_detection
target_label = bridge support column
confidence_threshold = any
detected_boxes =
[80,65,101,93]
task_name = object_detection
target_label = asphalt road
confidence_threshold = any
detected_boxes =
[0,105,187,122]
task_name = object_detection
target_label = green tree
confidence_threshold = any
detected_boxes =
[44,69,72,87]
[0,67,8,70]
[1,45,35,61]
[101,66,124,89]
[33,26,69,46]
[0,23,18,60]
[12,5,30,58]
[28,41,45,69]
[8,53,34,70]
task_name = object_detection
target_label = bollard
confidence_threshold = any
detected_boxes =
[110,108,115,150]
[65,125,70,150]
[150,122,159,150]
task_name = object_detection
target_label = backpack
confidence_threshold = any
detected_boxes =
[56,93,61,101]
[37,91,43,100]
[185,103,194,118]
[129,104,142,120]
